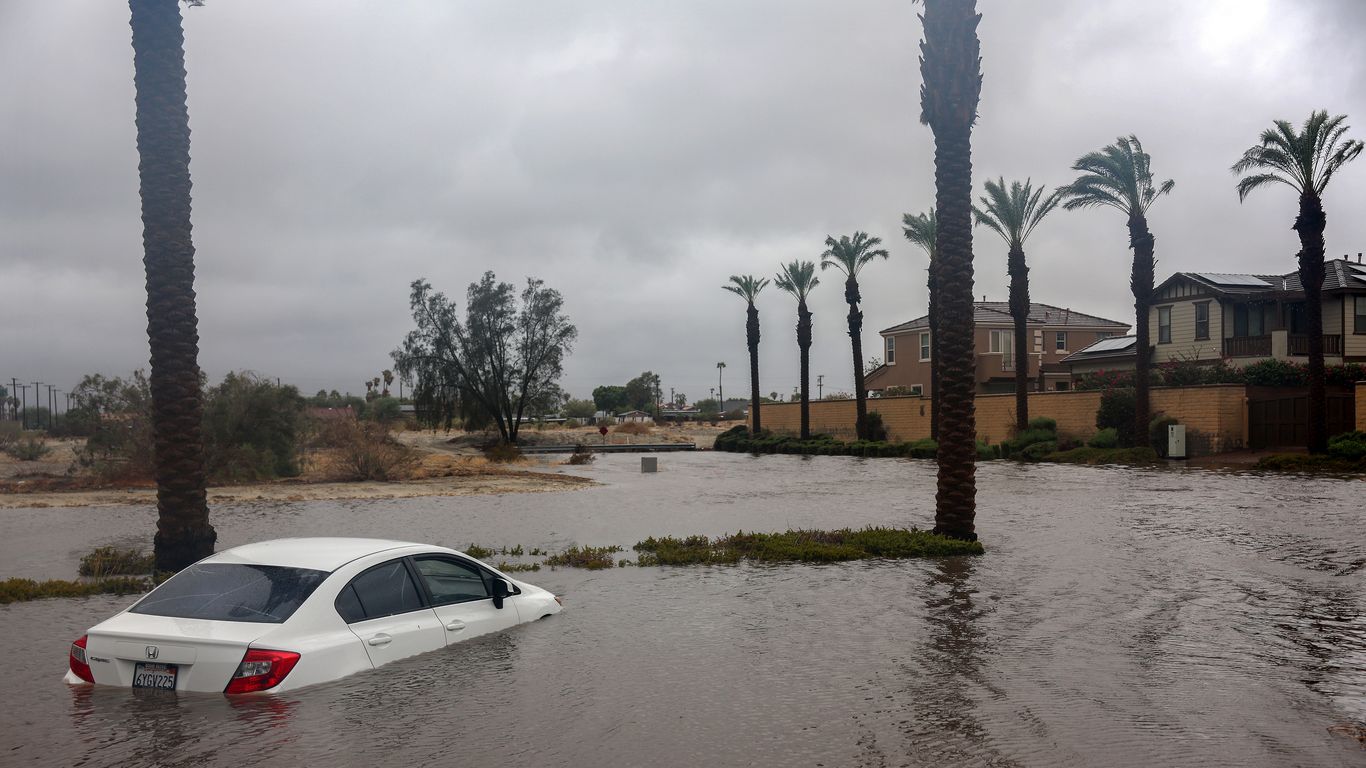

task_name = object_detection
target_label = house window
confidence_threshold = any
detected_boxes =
[1158,306,1172,344]
[1233,304,1265,337]
[1054,381,1070,391]
[919,332,930,361]
[989,329,1013,353]
[1356,296,1366,334]
[885,336,896,365]
[1194,302,1210,340]
[1095,331,1114,340]
[909,384,924,396]
[1055,331,1067,351]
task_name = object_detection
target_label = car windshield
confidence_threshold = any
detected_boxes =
[130,563,329,623]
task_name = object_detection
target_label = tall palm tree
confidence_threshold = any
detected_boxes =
[775,261,820,439]
[821,232,890,440]
[129,0,216,571]
[1061,136,1173,446]
[918,0,981,542]
[722,276,770,432]
[902,209,940,440]
[1232,111,1362,454]
[973,178,1062,432]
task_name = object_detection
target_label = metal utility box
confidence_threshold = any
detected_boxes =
[1168,424,1187,459]
[641,456,658,473]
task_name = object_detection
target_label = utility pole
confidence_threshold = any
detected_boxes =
[17,384,29,429]
[8,378,16,421]
[817,374,824,399]
[716,361,726,407]
[32,382,42,430]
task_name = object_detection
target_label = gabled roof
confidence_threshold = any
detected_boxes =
[880,302,1129,335]
[1060,335,1137,364]
[1157,258,1366,298]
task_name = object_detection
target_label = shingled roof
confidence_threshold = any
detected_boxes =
[880,302,1129,335]
[1156,258,1366,297]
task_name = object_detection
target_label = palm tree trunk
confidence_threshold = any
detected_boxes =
[1008,244,1030,432]
[928,258,941,441]
[921,0,981,542]
[746,302,762,433]
[846,277,868,440]
[130,0,216,572]
[797,302,812,439]
[1128,214,1155,446]
[1296,192,1328,454]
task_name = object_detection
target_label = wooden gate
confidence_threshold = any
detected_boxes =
[1247,387,1355,449]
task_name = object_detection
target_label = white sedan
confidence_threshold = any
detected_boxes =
[64,538,562,694]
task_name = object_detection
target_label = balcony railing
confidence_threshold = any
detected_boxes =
[1224,335,1271,357]
[1288,334,1342,356]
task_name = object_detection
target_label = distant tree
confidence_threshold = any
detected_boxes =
[974,177,1062,432]
[129,0,215,570]
[1232,110,1362,453]
[1061,135,1173,445]
[695,398,720,416]
[673,392,688,408]
[591,385,630,414]
[821,232,890,439]
[367,396,402,423]
[564,399,596,419]
[394,273,576,444]
[625,371,663,412]
[202,372,306,482]
[902,209,939,439]
[775,260,820,439]
[722,274,770,432]
[381,369,394,397]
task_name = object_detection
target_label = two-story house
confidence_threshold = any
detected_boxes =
[864,302,1131,396]
[1148,258,1366,366]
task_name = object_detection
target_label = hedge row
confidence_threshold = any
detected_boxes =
[713,427,1000,459]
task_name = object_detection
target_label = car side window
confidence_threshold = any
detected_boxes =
[334,583,366,624]
[344,560,425,621]
[413,556,490,605]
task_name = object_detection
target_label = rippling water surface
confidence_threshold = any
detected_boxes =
[1,453,1363,767]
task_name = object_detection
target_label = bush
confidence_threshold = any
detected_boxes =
[79,547,155,577]
[1019,440,1058,461]
[633,526,983,566]
[1149,415,1179,457]
[1026,416,1057,432]
[1240,359,1307,387]
[1328,431,1366,461]
[0,576,152,605]
[1096,388,1137,447]
[4,434,51,461]
[484,441,523,463]
[567,444,595,465]
[907,438,938,459]
[203,372,305,482]
[544,545,623,570]
[615,422,652,435]
[1087,428,1119,449]
[336,422,422,480]
[864,412,889,442]
[976,440,999,460]
[1046,447,1161,465]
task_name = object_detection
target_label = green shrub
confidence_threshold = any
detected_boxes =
[1149,415,1179,457]
[1254,453,1366,473]
[544,545,623,570]
[79,547,155,577]
[906,438,938,459]
[863,412,889,442]
[0,576,151,605]
[1019,440,1058,461]
[1087,428,1119,449]
[1096,388,1137,447]
[1328,431,1366,461]
[1046,447,1161,465]
[976,440,999,460]
[633,526,983,566]
[4,434,51,461]
[1027,416,1057,432]
[1240,359,1307,387]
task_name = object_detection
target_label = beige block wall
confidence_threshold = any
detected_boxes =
[1358,382,1366,431]
[751,385,1250,452]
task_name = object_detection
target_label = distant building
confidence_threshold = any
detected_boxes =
[616,410,654,424]
[865,302,1130,395]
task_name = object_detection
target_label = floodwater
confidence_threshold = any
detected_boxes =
[1,453,1363,767]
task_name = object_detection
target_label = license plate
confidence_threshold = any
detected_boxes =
[133,662,178,690]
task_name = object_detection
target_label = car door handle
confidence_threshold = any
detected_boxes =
[367,633,392,647]
[445,621,466,632]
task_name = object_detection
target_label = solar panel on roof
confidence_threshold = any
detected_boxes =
[1084,337,1137,353]
[1194,273,1272,288]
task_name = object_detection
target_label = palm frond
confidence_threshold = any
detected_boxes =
[722,274,769,303]
[775,260,820,300]
[820,232,889,278]
[1233,110,1361,200]
[1061,134,1172,217]
[901,210,937,259]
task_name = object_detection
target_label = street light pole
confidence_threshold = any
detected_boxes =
[716,362,726,408]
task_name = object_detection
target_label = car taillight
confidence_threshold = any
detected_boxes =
[224,648,300,694]
[69,635,95,684]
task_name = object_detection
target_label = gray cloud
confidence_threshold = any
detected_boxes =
[2,0,1364,402]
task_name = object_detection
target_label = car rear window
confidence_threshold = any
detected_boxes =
[130,563,329,623]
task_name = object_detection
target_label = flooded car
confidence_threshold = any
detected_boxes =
[64,538,562,693]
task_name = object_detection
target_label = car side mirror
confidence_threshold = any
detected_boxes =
[491,578,513,609]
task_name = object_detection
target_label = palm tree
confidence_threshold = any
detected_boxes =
[902,209,940,440]
[1232,111,1363,454]
[973,178,1062,432]
[821,232,890,440]
[129,0,216,571]
[382,369,394,397]
[1061,136,1173,446]
[716,362,726,407]
[775,261,820,439]
[918,0,982,542]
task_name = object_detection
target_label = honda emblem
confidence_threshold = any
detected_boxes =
[145,645,159,660]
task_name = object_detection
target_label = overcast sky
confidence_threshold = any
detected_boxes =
[3,0,1365,405]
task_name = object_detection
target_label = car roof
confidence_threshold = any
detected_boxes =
[204,537,432,572]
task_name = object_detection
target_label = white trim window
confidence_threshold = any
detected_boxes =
[1158,306,1172,344]
[1055,331,1067,351]
[919,332,931,361]
[885,335,896,365]
[989,329,1014,370]
[909,384,924,396]
[1355,296,1366,334]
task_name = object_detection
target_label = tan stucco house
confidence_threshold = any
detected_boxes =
[864,302,1130,396]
